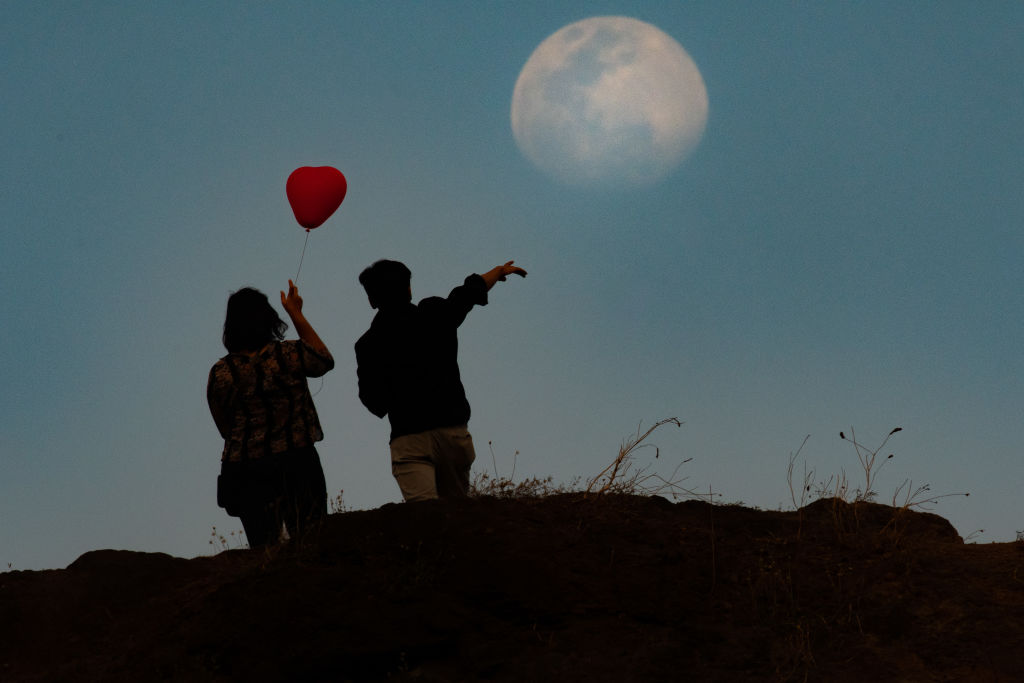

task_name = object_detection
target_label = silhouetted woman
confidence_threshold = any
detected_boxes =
[207,280,334,548]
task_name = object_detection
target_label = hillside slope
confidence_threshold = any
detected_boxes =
[2,494,1022,682]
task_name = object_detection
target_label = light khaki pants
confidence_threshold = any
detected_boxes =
[390,425,476,502]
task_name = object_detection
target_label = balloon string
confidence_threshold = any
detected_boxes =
[294,229,311,284]
[295,229,321,397]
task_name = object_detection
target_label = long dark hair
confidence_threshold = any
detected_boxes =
[222,287,287,353]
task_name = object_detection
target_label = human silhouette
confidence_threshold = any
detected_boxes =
[355,260,526,501]
[207,281,334,547]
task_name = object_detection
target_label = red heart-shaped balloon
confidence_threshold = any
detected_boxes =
[286,166,348,229]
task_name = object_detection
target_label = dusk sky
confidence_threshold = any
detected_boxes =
[3,2,1022,570]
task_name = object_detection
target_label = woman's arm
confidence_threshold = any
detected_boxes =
[280,279,333,361]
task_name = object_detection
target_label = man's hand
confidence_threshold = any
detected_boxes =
[496,261,527,281]
[481,261,527,290]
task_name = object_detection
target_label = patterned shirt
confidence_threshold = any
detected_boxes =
[207,340,334,462]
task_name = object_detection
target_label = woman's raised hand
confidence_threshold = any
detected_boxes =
[280,279,303,319]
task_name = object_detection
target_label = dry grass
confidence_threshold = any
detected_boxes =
[470,417,700,503]
[329,489,349,514]
[785,426,971,549]
[787,426,968,510]
[470,441,580,498]
[584,417,695,498]
[208,526,247,552]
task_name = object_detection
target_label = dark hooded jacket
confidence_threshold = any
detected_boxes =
[355,274,487,441]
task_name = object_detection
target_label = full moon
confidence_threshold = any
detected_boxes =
[511,16,708,188]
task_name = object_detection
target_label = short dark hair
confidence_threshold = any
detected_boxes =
[222,287,288,353]
[359,260,412,309]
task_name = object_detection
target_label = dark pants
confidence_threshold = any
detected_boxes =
[219,446,327,548]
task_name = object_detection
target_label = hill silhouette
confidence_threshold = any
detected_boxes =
[2,493,1022,682]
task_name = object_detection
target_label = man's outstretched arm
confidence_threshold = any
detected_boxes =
[479,261,527,291]
[435,261,527,327]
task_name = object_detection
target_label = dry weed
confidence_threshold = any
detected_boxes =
[209,526,247,552]
[329,489,349,514]
[786,426,969,542]
[585,417,696,499]
[470,471,576,499]
[471,418,698,501]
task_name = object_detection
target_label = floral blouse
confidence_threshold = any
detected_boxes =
[207,340,334,462]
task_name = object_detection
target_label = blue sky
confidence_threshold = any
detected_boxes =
[2,2,1021,569]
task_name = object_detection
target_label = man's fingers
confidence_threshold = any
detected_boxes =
[499,261,527,278]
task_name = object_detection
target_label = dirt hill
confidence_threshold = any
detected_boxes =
[2,494,1022,682]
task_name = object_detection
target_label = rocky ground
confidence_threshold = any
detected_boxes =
[2,493,1023,682]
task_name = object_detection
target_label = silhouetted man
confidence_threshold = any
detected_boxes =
[355,259,527,501]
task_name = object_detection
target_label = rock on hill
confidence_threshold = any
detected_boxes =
[2,494,1022,682]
